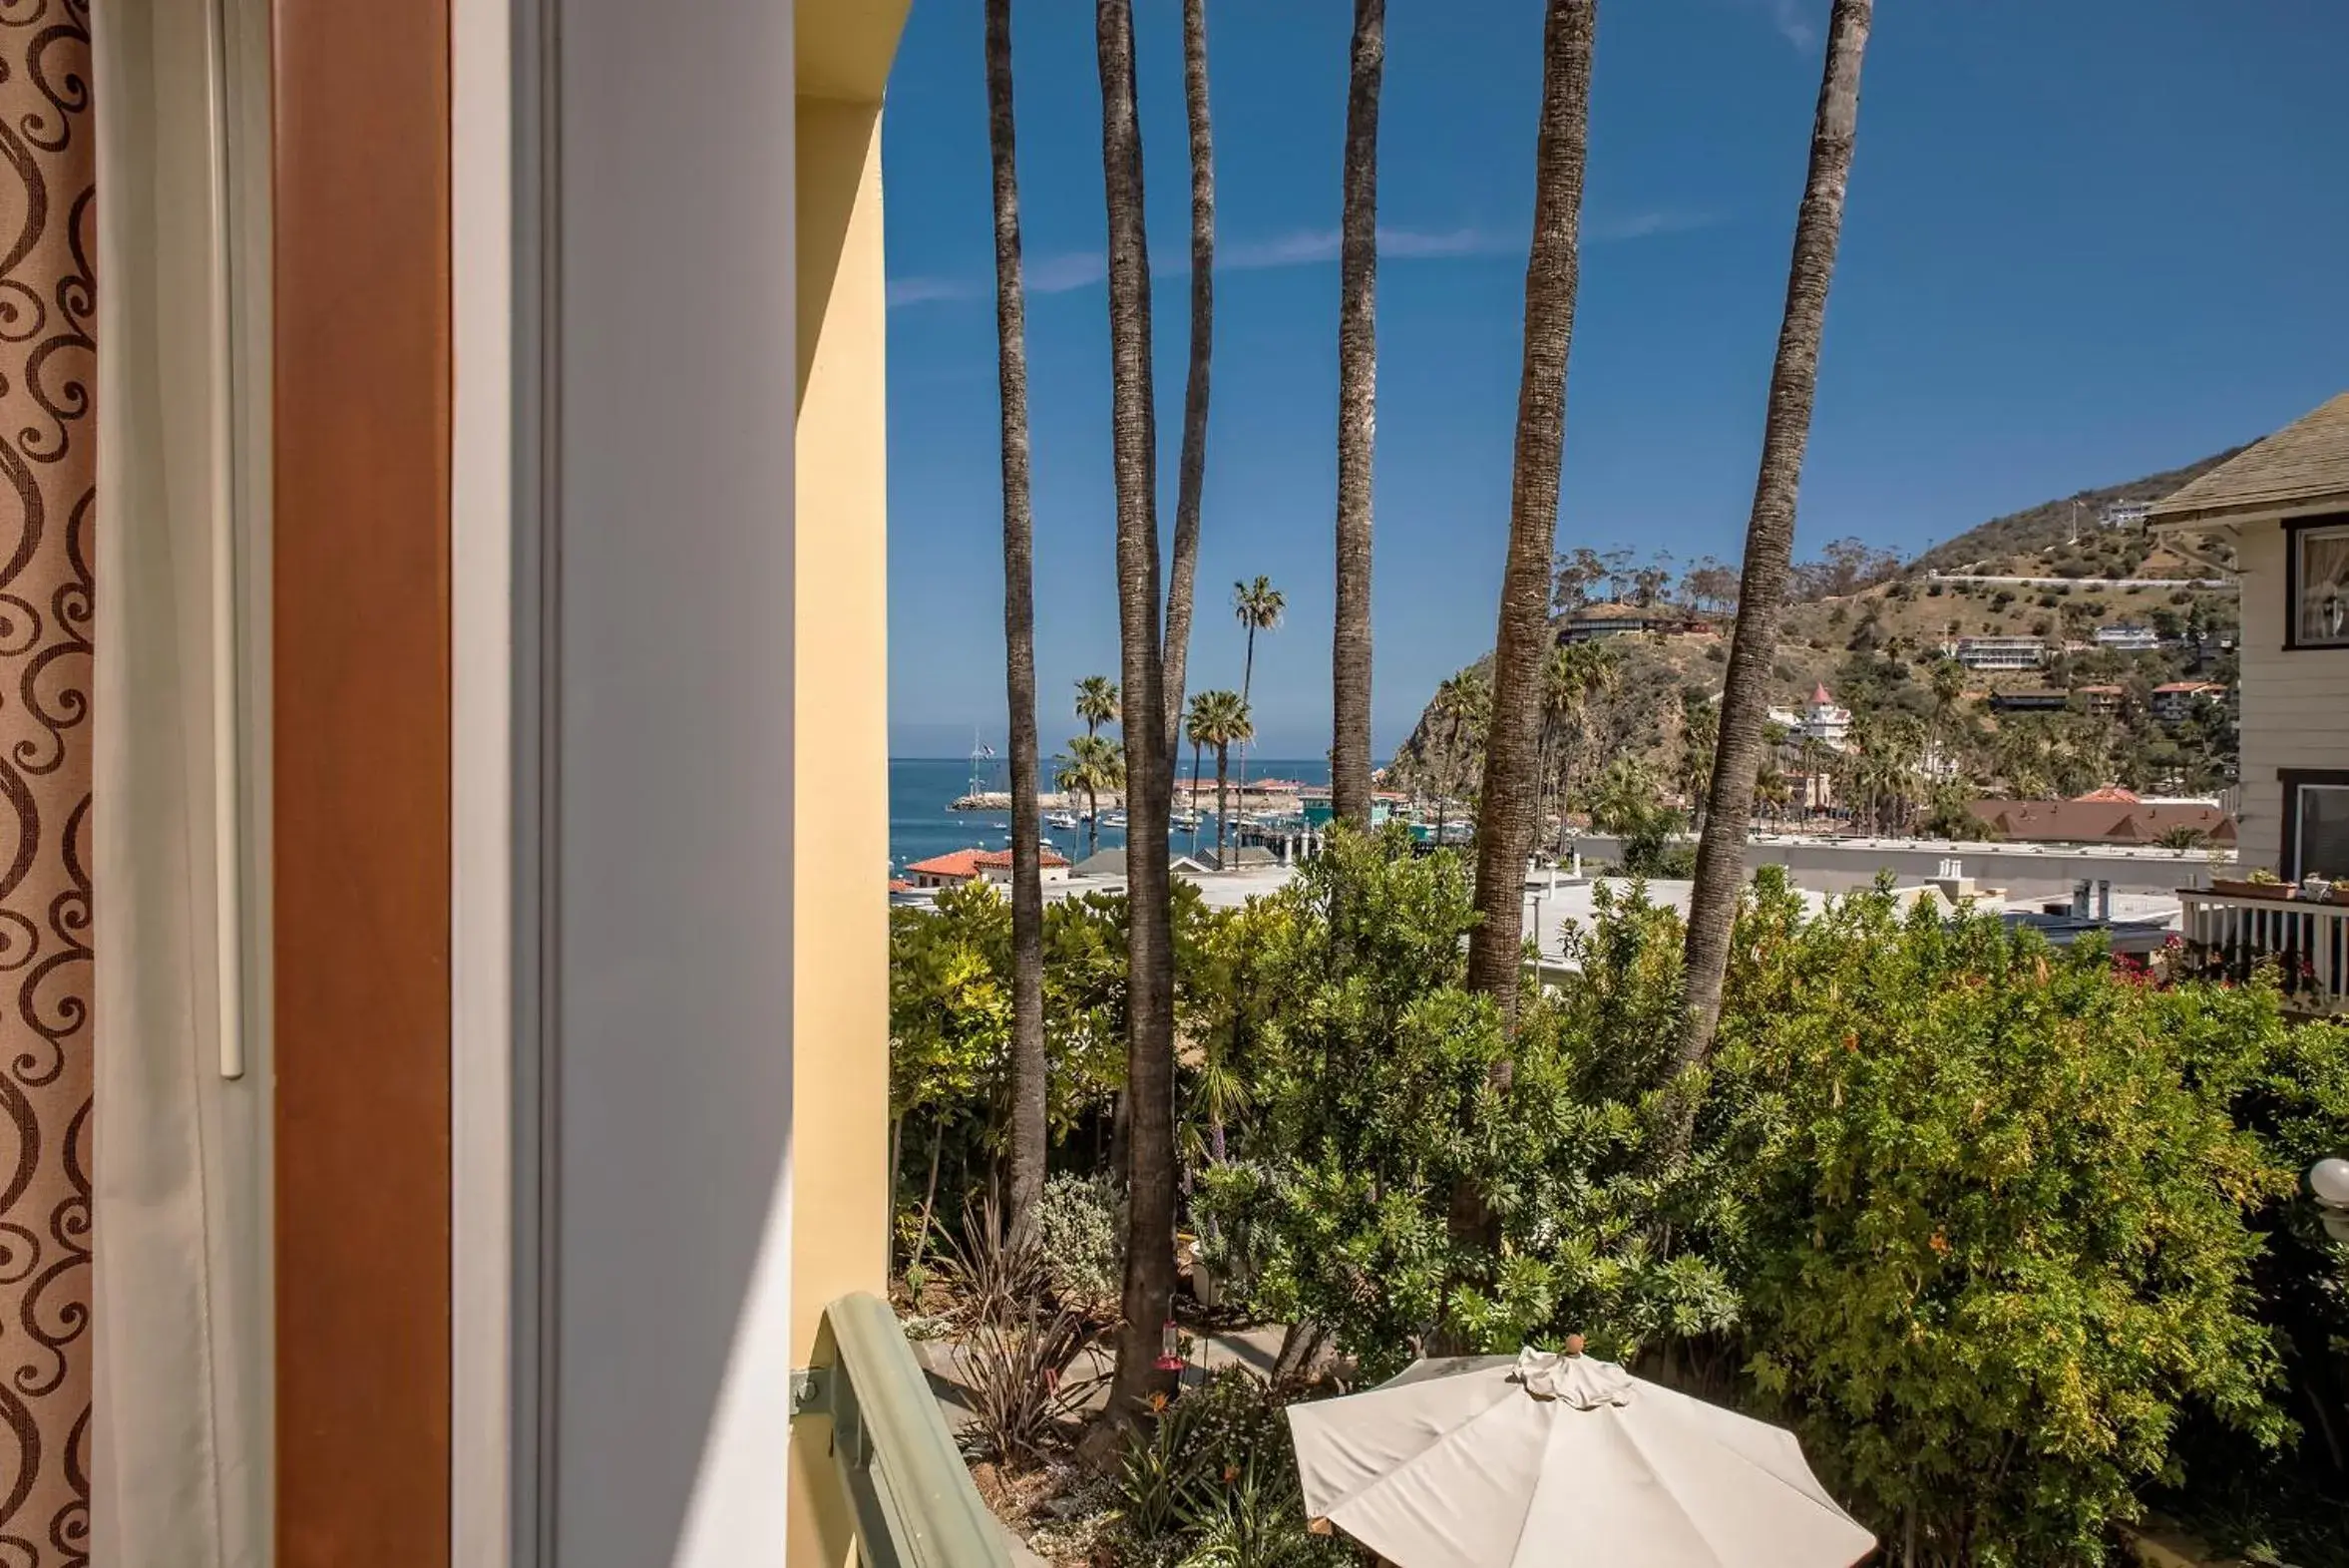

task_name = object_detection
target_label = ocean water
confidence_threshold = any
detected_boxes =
[889,755,1335,873]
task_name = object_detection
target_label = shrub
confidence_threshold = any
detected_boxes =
[941,1197,1051,1328]
[1716,882,2301,1565]
[1033,1172,1124,1318]
[957,1302,1098,1463]
[1111,1370,1348,1568]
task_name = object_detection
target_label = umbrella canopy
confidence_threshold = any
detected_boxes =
[1288,1349,1875,1568]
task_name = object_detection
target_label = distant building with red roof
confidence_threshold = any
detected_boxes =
[2150,681,2228,723]
[903,845,1071,890]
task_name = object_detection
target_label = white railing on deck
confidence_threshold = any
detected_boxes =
[2179,891,2349,1014]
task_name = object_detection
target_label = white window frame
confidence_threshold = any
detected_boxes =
[2286,517,2349,650]
[2289,778,2349,883]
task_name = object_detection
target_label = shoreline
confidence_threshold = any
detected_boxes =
[951,784,1306,813]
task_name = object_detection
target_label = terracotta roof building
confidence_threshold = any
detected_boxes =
[1966,798,2235,847]
[903,845,1071,889]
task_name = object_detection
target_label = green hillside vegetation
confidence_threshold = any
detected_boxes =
[1390,452,2248,824]
[1909,445,2246,575]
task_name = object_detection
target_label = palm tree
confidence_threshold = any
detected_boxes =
[984,0,1047,1230]
[1160,0,1216,756]
[1536,644,1583,851]
[1093,0,1180,1424]
[1757,720,1791,824]
[1330,0,1383,826]
[1188,689,1252,868]
[1231,575,1284,800]
[1588,756,1660,836]
[1550,641,1618,851]
[1428,670,1488,850]
[1076,674,1120,741]
[1679,693,1720,831]
[1797,733,1828,816]
[1679,0,1874,1086]
[1465,0,1598,1016]
[1073,675,1123,852]
[1059,735,1125,860]
[1183,691,1211,838]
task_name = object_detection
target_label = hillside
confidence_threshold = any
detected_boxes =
[1389,450,2247,797]
[1909,446,2246,575]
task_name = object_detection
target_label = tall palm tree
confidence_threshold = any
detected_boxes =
[1797,733,1828,816]
[1536,643,1582,851]
[1465,0,1598,1017]
[1553,641,1619,851]
[1060,735,1125,860]
[1093,0,1180,1423]
[1679,693,1721,832]
[1188,689,1252,868]
[1184,690,1211,834]
[1330,0,1383,827]
[1233,575,1285,705]
[1073,675,1123,852]
[1076,674,1120,741]
[1160,0,1216,757]
[1231,575,1284,800]
[1678,0,1874,1087]
[1428,670,1488,851]
[984,0,1047,1230]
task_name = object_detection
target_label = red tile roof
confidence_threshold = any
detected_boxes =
[1966,798,2235,846]
[905,845,1069,879]
[2072,786,2141,803]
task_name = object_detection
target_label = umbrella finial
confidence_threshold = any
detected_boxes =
[1563,1334,1586,1358]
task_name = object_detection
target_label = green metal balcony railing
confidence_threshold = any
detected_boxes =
[792,1292,1012,1568]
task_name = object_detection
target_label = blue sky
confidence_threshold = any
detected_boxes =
[881,0,2349,758]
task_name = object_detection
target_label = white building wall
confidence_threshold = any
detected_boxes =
[2235,523,2349,873]
[550,1,803,1563]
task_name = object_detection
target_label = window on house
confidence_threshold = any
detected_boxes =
[2288,778,2349,882]
[2290,520,2349,647]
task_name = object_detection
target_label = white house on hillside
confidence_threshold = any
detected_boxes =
[2151,391,2349,886]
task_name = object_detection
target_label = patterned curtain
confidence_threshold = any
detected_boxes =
[0,5,94,1564]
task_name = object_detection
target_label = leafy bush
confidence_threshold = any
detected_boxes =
[1033,1172,1124,1318]
[1111,1371,1351,1568]
[1195,835,1733,1378]
[1715,878,2311,1565]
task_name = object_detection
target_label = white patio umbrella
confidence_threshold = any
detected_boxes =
[1288,1345,1875,1568]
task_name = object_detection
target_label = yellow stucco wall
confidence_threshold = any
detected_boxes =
[790,2,906,1559]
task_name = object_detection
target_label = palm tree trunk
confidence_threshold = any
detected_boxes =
[1215,743,1230,868]
[1466,0,1597,1021]
[1236,625,1254,804]
[1191,736,1204,828]
[1677,0,1873,1102]
[1094,0,1180,1424]
[1160,0,1215,759]
[1330,0,1383,826]
[985,0,1049,1232]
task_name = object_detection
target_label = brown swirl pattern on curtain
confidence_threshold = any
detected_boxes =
[0,3,91,1565]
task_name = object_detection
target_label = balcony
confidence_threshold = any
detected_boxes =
[2178,889,2349,1014]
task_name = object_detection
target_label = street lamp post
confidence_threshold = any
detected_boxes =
[2310,1157,2349,1245]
